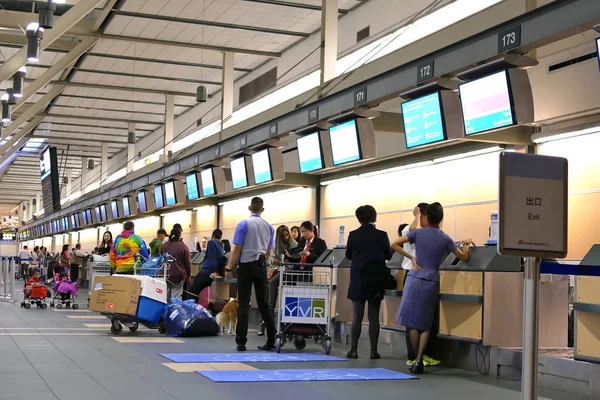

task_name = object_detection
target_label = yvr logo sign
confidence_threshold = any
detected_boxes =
[284,296,325,319]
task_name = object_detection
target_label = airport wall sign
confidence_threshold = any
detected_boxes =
[498,151,568,258]
[416,59,434,83]
[498,25,521,53]
[354,87,367,106]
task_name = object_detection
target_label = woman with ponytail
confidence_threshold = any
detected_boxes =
[160,228,192,302]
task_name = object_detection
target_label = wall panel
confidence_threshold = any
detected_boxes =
[78,228,99,252]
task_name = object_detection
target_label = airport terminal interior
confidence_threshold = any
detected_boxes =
[0,0,600,399]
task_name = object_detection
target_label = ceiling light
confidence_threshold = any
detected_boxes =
[6,89,16,105]
[12,67,26,98]
[1,94,11,123]
[432,146,502,164]
[26,23,43,63]
[38,1,57,29]
[532,126,600,144]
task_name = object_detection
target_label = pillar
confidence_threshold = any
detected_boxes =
[127,122,135,173]
[35,192,41,213]
[18,201,25,223]
[320,0,338,86]
[221,52,234,122]
[81,157,88,189]
[101,143,108,181]
[164,94,174,156]
[66,169,72,195]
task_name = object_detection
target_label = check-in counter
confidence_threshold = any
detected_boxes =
[438,246,568,347]
[190,251,204,277]
[574,245,600,363]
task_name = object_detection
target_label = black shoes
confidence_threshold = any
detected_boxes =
[346,350,358,359]
[370,352,381,360]
[257,342,276,351]
[410,360,424,374]
[236,344,247,352]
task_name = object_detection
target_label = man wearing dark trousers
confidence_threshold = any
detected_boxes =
[226,197,276,352]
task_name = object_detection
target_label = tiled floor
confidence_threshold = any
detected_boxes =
[0,297,586,400]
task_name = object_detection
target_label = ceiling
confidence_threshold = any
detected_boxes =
[0,0,368,218]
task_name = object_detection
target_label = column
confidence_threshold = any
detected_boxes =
[127,122,135,173]
[80,157,88,189]
[164,94,174,157]
[66,169,72,195]
[18,201,25,223]
[221,52,234,122]
[35,192,41,213]
[320,0,338,86]
[101,143,108,181]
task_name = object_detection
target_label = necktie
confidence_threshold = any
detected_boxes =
[301,240,311,267]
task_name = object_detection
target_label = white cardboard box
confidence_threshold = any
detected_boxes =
[113,274,167,304]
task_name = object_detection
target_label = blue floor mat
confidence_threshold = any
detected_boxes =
[197,368,417,382]
[160,352,345,363]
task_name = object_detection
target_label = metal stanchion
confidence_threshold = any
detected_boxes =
[522,257,540,400]
[9,257,15,303]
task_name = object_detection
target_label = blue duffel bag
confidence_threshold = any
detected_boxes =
[140,255,163,277]
[164,299,220,337]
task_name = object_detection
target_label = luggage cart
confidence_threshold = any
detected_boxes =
[87,254,111,307]
[101,253,171,335]
[275,262,334,354]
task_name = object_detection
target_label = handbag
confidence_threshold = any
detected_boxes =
[384,267,397,290]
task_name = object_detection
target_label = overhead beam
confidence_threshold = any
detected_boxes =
[112,10,310,37]
[0,0,105,83]
[72,67,222,86]
[41,104,169,117]
[93,0,119,31]
[0,32,75,52]
[0,117,44,170]
[93,33,281,58]
[33,132,130,144]
[50,80,198,97]
[37,121,154,132]
[14,37,98,113]
[54,94,194,108]
[2,86,63,141]
[85,52,253,72]
[39,113,164,126]
[242,0,349,13]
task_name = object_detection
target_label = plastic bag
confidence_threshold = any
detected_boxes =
[140,255,163,277]
[164,298,220,337]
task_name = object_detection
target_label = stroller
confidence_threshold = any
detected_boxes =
[45,254,63,285]
[51,276,79,309]
[22,280,50,309]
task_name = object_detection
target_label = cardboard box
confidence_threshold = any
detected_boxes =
[89,276,141,315]
[114,274,167,304]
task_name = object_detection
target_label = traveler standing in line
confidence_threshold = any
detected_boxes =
[400,203,441,367]
[346,205,393,360]
[110,221,149,275]
[286,221,328,282]
[149,229,167,256]
[98,231,112,256]
[70,244,88,283]
[258,225,298,336]
[225,197,276,351]
[392,203,471,374]
[221,239,231,254]
[290,226,300,243]
[161,228,191,302]
[59,244,71,275]
[18,245,32,279]
[186,229,225,300]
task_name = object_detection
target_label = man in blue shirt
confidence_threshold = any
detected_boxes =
[225,197,276,351]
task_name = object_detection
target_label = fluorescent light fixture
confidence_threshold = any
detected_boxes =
[433,146,502,164]
[320,175,359,186]
[532,126,600,144]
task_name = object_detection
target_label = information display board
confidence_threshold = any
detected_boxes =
[186,173,200,201]
[329,120,361,166]
[459,70,515,135]
[231,157,248,190]
[154,186,164,209]
[498,152,568,258]
[297,132,324,173]
[401,92,446,148]
[164,181,177,206]
[39,147,61,213]
[201,169,215,196]
[251,149,273,184]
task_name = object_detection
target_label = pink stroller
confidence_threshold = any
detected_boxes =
[51,277,79,309]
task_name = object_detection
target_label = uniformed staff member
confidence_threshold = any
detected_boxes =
[225,197,277,352]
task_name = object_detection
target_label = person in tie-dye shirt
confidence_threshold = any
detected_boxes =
[110,221,149,274]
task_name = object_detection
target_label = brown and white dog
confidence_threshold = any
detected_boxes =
[216,297,239,335]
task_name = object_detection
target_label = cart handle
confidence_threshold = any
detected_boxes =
[278,262,335,269]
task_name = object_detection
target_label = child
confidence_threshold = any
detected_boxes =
[53,273,78,301]
[24,269,48,298]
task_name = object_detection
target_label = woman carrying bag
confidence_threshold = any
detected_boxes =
[160,228,191,302]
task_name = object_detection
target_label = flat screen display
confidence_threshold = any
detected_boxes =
[95,206,101,222]
[137,192,147,213]
[111,201,119,219]
[53,220,59,232]
[596,38,600,70]
[63,217,69,230]
[297,132,323,173]
[86,209,92,224]
[402,92,446,148]
[100,205,107,222]
[329,120,361,166]
[164,182,177,206]
[251,149,272,184]
[201,169,215,196]
[39,147,61,213]
[459,70,514,135]
[122,197,130,217]
[154,186,164,208]
[186,173,200,201]
[230,157,248,190]
[81,211,88,226]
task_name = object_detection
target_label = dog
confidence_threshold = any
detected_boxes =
[216,297,239,335]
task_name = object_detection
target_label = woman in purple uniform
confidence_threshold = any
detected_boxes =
[391,202,472,374]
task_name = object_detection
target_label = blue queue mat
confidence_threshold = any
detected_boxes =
[197,368,417,382]
[160,352,345,363]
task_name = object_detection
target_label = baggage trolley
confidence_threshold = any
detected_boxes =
[275,262,334,354]
[87,254,111,307]
[101,253,172,335]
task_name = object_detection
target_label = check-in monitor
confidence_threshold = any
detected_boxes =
[230,157,248,190]
[297,132,324,173]
[251,149,273,185]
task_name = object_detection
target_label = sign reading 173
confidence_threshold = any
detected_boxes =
[284,296,325,319]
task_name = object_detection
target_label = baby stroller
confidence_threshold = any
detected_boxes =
[21,281,50,309]
[51,276,79,309]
